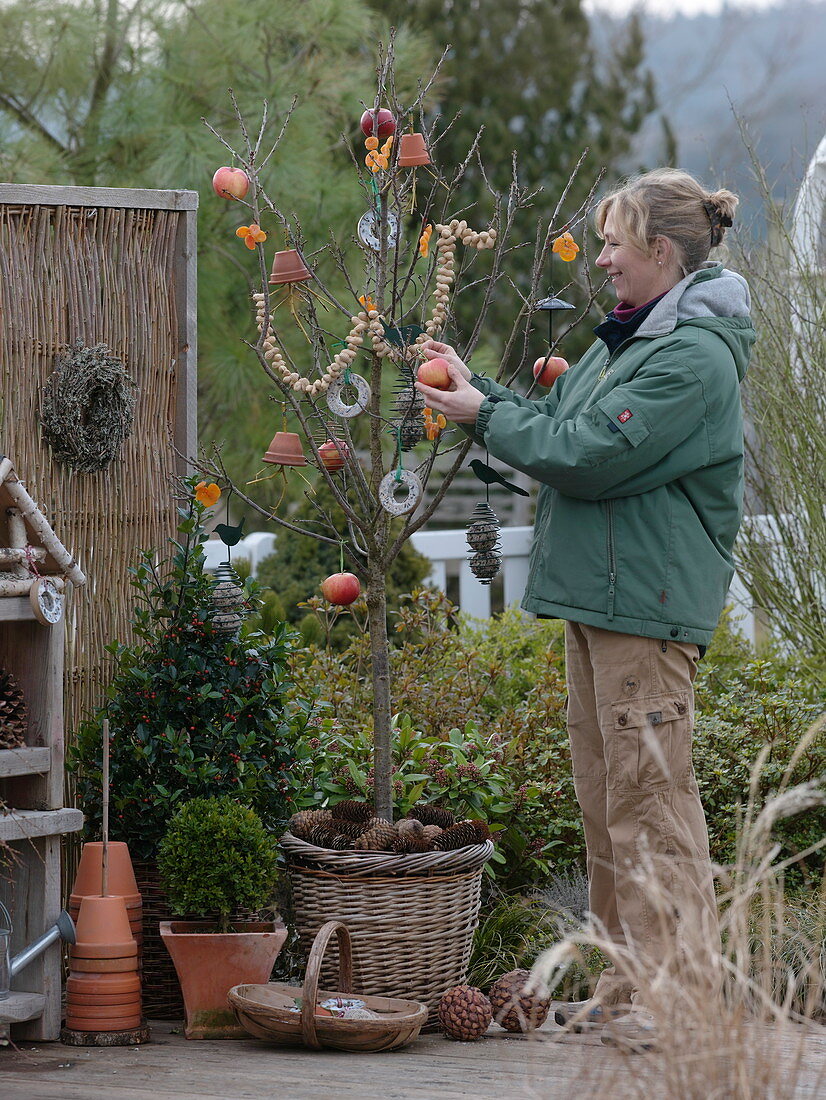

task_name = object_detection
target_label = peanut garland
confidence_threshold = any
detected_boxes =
[253,219,496,395]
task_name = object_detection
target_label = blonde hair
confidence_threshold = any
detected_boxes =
[595,168,738,274]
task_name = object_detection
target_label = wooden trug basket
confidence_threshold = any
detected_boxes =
[281,834,493,1022]
[228,921,427,1052]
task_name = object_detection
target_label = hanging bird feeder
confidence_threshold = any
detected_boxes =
[398,133,430,167]
[269,249,312,285]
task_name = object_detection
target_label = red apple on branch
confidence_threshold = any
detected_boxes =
[212,166,250,200]
[318,440,348,470]
[360,108,396,138]
[532,355,569,387]
[417,357,452,390]
[321,572,361,605]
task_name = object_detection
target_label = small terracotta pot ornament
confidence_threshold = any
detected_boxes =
[398,133,430,167]
[262,431,307,466]
[326,373,371,418]
[378,470,422,516]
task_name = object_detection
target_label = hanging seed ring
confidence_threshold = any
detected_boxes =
[326,372,371,418]
[378,470,423,516]
[40,341,138,472]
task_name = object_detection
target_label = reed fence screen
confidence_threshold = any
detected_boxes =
[0,184,197,747]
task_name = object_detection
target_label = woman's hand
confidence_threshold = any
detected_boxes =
[420,339,472,381]
[415,360,485,424]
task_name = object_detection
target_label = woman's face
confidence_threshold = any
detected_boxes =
[596,212,673,308]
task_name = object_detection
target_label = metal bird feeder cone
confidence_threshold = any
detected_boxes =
[269,249,312,285]
[262,431,307,466]
[398,133,431,167]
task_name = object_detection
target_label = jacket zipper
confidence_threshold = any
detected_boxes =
[606,500,617,620]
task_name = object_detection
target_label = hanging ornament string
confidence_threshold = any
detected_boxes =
[252,218,496,395]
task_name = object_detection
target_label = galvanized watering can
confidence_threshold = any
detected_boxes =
[0,900,76,999]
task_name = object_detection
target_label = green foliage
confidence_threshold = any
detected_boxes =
[70,482,310,859]
[288,590,825,891]
[158,796,279,933]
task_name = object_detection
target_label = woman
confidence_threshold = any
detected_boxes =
[416,169,755,1049]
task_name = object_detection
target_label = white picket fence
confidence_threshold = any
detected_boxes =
[206,525,761,646]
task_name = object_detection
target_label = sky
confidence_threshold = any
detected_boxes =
[584,0,785,15]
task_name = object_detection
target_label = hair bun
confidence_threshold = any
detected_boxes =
[704,189,738,246]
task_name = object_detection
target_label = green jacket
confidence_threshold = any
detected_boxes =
[469,264,756,646]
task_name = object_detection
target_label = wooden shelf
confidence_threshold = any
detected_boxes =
[0,746,50,779]
[0,597,36,622]
[0,991,46,1025]
[0,807,83,842]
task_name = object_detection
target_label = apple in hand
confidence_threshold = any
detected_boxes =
[212,166,250,200]
[360,108,396,138]
[318,440,348,470]
[532,355,569,387]
[321,572,361,605]
[417,357,452,390]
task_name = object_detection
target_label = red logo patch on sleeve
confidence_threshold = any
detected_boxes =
[618,408,633,423]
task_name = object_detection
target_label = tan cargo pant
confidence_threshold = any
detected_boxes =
[565,621,719,1005]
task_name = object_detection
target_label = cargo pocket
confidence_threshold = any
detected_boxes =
[607,692,692,790]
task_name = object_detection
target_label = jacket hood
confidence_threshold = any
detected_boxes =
[636,262,754,380]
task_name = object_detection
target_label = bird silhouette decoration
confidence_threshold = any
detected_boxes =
[468,460,529,496]
[216,516,245,547]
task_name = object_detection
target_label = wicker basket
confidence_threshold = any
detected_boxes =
[228,920,427,1052]
[281,833,493,1023]
[132,859,184,1019]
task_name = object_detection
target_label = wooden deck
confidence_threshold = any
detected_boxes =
[3,1016,826,1099]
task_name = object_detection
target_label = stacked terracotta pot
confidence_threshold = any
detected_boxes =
[65,895,142,1031]
[65,843,143,1032]
[68,842,143,959]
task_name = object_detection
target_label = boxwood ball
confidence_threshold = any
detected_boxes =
[488,969,550,1032]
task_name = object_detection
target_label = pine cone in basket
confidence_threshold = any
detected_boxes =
[397,818,425,837]
[438,985,493,1041]
[307,823,338,848]
[288,811,317,840]
[332,819,366,842]
[330,799,373,823]
[465,818,492,843]
[391,831,431,854]
[330,834,352,851]
[488,969,551,1033]
[434,823,480,851]
[0,667,27,751]
[421,824,443,847]
[407,804,455,830]
[354,822,397,851]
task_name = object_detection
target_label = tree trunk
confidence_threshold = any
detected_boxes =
[366,558,393,821]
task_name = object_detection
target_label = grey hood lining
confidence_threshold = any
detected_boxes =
[634,263,752,340]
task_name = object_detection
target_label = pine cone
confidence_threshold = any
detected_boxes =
[331,799,373,824]
[332,819,366,841]
[434,823,479,851]
[438,985,492,1041]
[463,819,492,843]
[288,811,317,840]
[397,818,425,837]
[364,816,394,831]
[392,833,414,854]
[354,823,397,851]
[0,667,27,751]
[488,969,550,1033]
[421,824,443,847]
[330,834,352,851]
[307,824,337,849]
[407,804,455,830]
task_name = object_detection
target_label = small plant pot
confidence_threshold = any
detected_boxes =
[67,973,141,996]
[74,895,136,947]
[160,919,287,1039]
[69,956,140,974]
[269,249,311,285]
[67,990,143,1007]
[71,842,140,899]
[65,1012,143,1032]
[398,133,431,167]
[262,431,307,466]
[70,940,138,960]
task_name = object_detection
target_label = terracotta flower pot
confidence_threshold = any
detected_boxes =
[269,249,311,285]
[65,1013,143,1032]
[398,133,431,166]
[70,940,138,960]
[160,919,287,1039]
[262,431,307,467]
[67,990,143,1007]
[67,972,141,996]
[69,956,140,974]
[71,842,140,899]
[66,999,142,1018]
[74,895,136,949]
